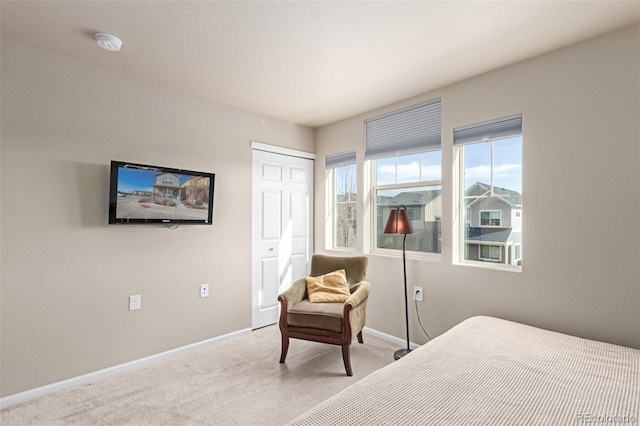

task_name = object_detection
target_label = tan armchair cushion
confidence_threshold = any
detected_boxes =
[287,300,344,333]
[305,269,350,303]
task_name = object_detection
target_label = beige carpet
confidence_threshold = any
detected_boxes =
[1,325,397,425]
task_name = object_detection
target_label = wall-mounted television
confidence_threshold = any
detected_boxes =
[108,161,215,225]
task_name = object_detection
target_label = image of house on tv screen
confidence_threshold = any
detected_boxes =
[116,168,210,220]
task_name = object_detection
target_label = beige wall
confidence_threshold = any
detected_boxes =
[0,41,314,397]
[2,24,638,400]
[315,25,640,349]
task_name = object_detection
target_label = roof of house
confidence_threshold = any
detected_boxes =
[466,182,522,206]
[155,172,180,178]
[378,189,441,207]
[466,227,513,243]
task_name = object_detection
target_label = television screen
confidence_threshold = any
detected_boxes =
[108,161,215,225]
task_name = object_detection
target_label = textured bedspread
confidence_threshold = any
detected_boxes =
[289,316,639,425]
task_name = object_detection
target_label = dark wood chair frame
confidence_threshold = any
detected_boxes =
[278,297,364,376]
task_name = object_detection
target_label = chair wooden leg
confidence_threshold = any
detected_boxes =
[342,342,353,376]
[279,333,289,363]
[357,331,364,344]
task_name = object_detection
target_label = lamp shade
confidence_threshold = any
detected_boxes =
[384,207,414,235]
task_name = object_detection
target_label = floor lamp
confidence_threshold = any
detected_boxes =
[384,205,414,360]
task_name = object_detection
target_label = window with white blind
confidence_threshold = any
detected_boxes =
[326,151,357,250]
[454,114,523,269]
[366,99,442,255]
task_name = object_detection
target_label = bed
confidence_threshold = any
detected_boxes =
[289,316,639,425]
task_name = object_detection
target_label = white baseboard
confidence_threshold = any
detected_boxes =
[363,327,421,350]
[0,328,252,409]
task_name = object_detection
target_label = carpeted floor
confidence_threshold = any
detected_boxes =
[1,325,397,425]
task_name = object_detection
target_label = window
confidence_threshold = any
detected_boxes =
[480,245,501,262]
[454,114,522,268]
[366,99,442,255]
[480,210,502,227]
[326,152,357,249]
[334,164,357,249]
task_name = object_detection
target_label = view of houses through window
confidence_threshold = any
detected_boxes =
[374,151,441,253]
[328,106,521,271]
[461,135,523,265]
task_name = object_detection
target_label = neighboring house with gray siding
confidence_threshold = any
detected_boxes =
[153,172,181,199]
[376,182,521,263]
[464,182,522,265]
[377,189,442,253]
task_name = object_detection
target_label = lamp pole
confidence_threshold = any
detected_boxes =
[395,232,411,360]
[384,205,414,360]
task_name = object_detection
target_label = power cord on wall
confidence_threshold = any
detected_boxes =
[158,224,180,230]
[414,289,432,341]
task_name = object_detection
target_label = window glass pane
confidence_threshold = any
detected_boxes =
[373,150,441,255]
[480,211,490,225]
[334,164,356,249]
[461,135,522,266]
[336,163,357,202]
[421,151,441,181]
[376,186,441,253]
[375,157,396,186]
[480,210,502,226]
[463,142,491,191]
[493,136,522,193]
[396,153,420,184]
[347,164,356,201]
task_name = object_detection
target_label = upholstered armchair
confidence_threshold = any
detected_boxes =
[277,254,370,376]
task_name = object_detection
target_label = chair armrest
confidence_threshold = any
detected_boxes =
[278,278,307,312]
[344,281,371,339]
[345,281,371,309]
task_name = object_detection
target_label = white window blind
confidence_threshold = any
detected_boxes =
[365,98,441,160]
[454,114,522,146]
[326,151,356,169]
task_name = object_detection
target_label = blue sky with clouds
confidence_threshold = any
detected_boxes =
[463,136,522,193]
[372,136,522,193]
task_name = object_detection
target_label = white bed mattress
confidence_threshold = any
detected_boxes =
[289,316,639,425]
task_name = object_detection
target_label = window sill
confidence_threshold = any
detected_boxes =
[323,247,358,254]
[453,260,522,273]
[369,248,441,263]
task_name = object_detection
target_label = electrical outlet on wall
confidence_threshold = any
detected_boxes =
[414,286,423,302]
[200,284,209,298]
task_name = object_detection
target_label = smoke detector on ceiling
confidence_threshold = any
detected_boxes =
[95,33,122,52]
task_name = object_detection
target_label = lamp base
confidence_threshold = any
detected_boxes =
[394,348,412,360]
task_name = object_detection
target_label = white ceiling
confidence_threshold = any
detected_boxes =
[1,1,639,127]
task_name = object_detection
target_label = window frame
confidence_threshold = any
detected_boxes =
[454,131,523,272]
[330,162,357,251]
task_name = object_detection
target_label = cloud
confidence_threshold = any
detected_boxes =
[377,161,441,184]
[465,163,522,191]
[465,163,521,181]
[421,165,441,181]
